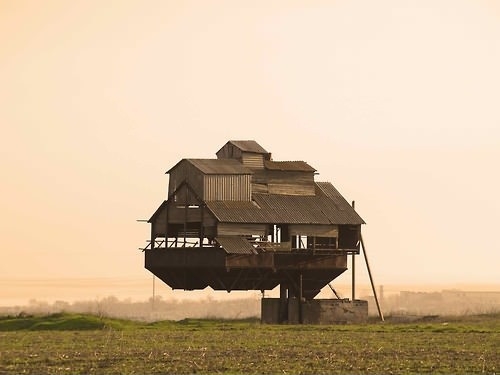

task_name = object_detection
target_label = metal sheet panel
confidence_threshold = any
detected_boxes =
[187,159,252,175]
[215,236,256,254]
[264,160,316,172]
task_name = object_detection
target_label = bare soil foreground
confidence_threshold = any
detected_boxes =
[0,313,498,374]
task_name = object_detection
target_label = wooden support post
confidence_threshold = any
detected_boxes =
[183,187,188,247]
[200,204,204,248]
[351,252,355,302]
[279,283,287,323]
[165,201,169,248]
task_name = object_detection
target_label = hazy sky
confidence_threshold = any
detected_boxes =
[1,0,499,290]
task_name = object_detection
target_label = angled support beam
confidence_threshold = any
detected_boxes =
[360,234,384,322]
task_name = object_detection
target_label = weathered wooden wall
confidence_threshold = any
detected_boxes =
[217,222,267,236]
[251,170,315,195]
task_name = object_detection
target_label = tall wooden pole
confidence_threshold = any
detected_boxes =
[351,201,356,303]
[360,235,384,322]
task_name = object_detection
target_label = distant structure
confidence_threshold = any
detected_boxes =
[143,140,369,323]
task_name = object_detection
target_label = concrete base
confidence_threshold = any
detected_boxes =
[261,298,368,324]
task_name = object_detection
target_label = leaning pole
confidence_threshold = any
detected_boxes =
[360,234,384,321]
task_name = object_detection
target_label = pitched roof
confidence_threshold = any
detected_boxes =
[205,182,365,225]
[264,160,316,172]
[166,158,252,175]
[223,140,270,154]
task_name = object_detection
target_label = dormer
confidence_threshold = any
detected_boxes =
[216,140,271,169]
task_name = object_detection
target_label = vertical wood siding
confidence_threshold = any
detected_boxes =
[204,174,251,201]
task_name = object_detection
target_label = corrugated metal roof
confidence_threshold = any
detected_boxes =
[264,160,316,172]
[216,236,256,254]
[227,140,269,154]
[206,200,271,222]
[166,159,252,175]
[206,182,365,225]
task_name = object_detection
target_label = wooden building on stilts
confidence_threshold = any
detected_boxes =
[143,140,370,323]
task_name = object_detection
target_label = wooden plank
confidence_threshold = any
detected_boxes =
[252,183,268,194]
[268,183,315,196]
[241,153,264,169]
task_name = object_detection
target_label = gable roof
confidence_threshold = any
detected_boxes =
[228,140,269,154]
[166,158,252,175]
[205,182,365,225]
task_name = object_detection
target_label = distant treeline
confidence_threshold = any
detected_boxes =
[1,289,499,321]
[0,295,261,322]
[367,289,500,316]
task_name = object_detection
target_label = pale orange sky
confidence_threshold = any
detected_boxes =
[1,0,499,294]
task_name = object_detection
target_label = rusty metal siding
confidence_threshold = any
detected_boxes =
[204,174,251,201]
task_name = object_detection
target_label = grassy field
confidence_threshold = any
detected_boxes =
[0,313,498,374]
